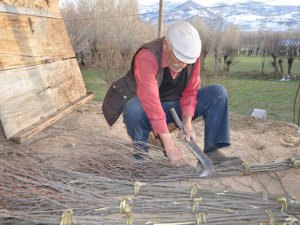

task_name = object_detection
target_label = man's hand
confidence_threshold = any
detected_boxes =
[182,115,196,141]
[159,133,188,167]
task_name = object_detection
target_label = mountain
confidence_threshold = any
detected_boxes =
[138,0,300,31]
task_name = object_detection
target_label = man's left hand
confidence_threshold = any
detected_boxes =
[181,115,196,141]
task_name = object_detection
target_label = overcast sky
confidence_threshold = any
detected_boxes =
[138,0,300,6]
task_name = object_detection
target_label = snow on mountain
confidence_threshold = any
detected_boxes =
[138,0,300,31]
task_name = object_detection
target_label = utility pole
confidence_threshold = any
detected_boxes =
[158,0,164,38]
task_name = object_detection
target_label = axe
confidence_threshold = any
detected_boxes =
[169,108,214,177]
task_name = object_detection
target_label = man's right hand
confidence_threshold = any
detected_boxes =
[159,133,188,167]
[166,146,188,166]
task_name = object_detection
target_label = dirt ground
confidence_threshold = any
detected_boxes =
[1,101,300,201]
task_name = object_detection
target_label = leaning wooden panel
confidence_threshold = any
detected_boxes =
[0,58,87,139]
[0,11,74,70]
[9,92,95,144]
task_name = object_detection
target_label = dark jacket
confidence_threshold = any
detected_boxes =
[102,38,195,126]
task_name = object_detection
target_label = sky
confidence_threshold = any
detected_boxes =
[138,0,300,6]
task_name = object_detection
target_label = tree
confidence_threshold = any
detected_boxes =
[263,32,284,77]
[212,13,224,74]
[222,25,240,72]
[190,18,211,72]
[61,0,94,62]
[285,37,300,76]
[61,0,156,83]
[256,30,271,75]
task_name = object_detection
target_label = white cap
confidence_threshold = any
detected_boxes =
[166,21,201,64]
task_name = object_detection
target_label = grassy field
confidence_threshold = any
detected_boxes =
[208,77,299,123]
[82,69,109,101]
[205,56,300,76]
[82,56,300,123]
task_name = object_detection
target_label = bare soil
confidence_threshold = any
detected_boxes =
[1,101,300,201]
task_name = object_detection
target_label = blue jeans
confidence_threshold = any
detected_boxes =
[122,85,230,151]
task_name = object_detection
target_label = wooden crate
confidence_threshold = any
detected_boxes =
[0,2,94,143]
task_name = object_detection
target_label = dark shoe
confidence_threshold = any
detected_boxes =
[205,150,241,165]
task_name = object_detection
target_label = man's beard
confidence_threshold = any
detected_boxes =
[170,63,183,72]
[166,57,183,72]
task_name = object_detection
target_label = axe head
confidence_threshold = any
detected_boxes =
[199,166,214,177]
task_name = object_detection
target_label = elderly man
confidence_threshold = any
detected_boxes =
[103,21,236,166]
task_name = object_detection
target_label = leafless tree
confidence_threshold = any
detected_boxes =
[61,0,156,83]
[256,30,271,75]
[285,31,300,76]
[61,0,95,65]
[190,18,211,71]
[212,13,225,74]
[278,58,284,75]
[262,32,284,77]
[222,25,240,72]
[264,31,300,78]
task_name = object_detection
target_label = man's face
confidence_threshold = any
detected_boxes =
[163,40,187,72]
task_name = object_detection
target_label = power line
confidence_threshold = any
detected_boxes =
[62,0,279,21]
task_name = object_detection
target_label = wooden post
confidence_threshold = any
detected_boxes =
[158,0,164,38]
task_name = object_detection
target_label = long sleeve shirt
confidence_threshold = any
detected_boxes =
[133,48,201,135]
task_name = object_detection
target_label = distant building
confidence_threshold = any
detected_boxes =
[276,39,300,56]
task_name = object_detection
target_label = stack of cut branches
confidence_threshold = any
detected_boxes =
[51,140,300,182]
[0,148,299,225]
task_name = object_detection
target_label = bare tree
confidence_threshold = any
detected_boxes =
[212,13,225,74]
[190,18,211,71]
[61,0,156,83]
[278,58,284,75]
[262,32,285,77]
[256,30,271,75]
[115,0,146,69]
[222,25,240,72]
[61,0,95,65]
[267,31,300,78]
[285,33,300,76]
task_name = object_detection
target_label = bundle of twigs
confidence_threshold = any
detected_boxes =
[23,127,300,182]
[63,141,300,182]
[0,149,299,225]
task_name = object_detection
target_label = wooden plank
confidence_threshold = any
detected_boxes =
[0,4,62,18]
[0,12,74,70]
[0,0,60,14]
[0,58,87,139]
[9,92,95,144]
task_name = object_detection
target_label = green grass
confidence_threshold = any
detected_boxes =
[209,78,299,123]
[82,69,108,101]
[205,56,300,76]
[81,68,300,123]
